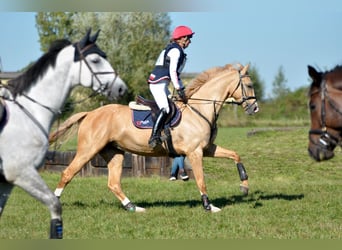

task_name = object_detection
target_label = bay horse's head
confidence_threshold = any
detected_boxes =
[308,65,342,161]
[226,64,259,115]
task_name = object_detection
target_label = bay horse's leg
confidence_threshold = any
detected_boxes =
[100,148,145,212]
[14,169,63,239]
[204,144,249,195]
[187,149,221,213]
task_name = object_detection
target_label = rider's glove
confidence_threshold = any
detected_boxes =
[177,87,187,104]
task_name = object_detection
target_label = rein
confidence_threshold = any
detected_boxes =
[184,73,257,128]
[187,75,256,104]
[22,93,61,115]
[186,74,256,105]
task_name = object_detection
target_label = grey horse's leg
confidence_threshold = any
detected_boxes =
[0,181,14,217]
[13,169,63,239]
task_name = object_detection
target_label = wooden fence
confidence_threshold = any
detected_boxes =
[42,151,193,179]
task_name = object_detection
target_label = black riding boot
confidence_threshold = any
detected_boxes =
[148,108,168,148]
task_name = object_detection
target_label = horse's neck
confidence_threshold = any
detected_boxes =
[190,71,238,122]
[17,56,75,130]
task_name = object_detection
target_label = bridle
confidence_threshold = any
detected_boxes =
[4,41,118,139]
[76,43,119,97]
[183,72,257,133]
[227,74,257,106]
[309,79,342,151]
[20,42,118,116]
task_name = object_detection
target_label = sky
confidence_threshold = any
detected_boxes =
[0,1,341,97]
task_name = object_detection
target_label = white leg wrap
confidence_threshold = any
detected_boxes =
[209,204,221,213]
[54,188,63,197]
[121,197,131,206]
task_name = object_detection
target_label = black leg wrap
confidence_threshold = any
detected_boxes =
[201,194,211,211]
[237,162,248,181]
[124,202,136,212]
[50,218,63,239]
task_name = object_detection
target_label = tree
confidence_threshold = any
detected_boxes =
[70,12,171,103]
[35,12,171,114]
[35,12,75,52]
[272,65,289,99]
[248,64,265,102]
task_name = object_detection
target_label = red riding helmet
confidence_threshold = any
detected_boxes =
[172,26,195,40]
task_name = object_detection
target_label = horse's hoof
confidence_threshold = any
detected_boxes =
[135,206,146,212]
[209,204,221,213]
[239,184,249,195]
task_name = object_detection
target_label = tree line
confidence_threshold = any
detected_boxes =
[34,12,309,122]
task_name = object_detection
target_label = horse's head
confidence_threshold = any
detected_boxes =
[229,64,259,115]
[308,65,342,161]
[72,29,128,100]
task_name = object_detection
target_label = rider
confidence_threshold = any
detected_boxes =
[147,25,194,148]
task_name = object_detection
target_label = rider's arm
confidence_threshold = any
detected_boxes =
[167,48,184,90]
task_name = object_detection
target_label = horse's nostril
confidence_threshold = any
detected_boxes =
[254,105,259,113]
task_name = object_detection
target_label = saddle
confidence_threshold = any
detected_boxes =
[129,96,181,129]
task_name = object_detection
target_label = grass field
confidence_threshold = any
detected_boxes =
[0,127,341,239]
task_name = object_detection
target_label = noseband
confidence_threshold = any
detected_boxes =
[309,80,341,150]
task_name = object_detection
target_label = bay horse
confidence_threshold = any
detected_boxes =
[0,29,127,239]
[308,65,342,161]
[50,63,259,213]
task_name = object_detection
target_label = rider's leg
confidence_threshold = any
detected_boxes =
[148,82,170,148]
[148,108,168,147]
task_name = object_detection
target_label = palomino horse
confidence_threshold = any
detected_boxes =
[50,63,259,213]
[0,29,127,239]
[308,65,342,161]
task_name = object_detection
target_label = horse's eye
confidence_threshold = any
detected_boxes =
[92,58,100,64]
[309,103,316,110]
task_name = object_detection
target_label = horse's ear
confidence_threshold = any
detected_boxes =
[308,65,323,88]
[89,30,100,43]
[235,63,242,69]
[240,64,249,75]
[308,65,321,81]
[79,29,92,48]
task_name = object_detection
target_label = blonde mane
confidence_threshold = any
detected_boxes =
[185,64,241,97]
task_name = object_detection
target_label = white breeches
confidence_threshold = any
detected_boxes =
[149,81,171,113]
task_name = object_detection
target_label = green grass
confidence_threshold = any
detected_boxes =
[1,127,341,239]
